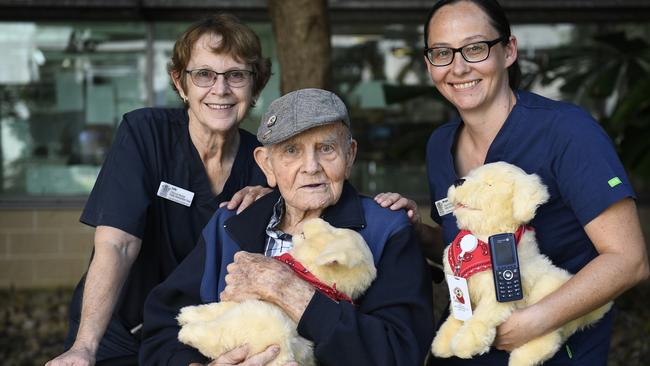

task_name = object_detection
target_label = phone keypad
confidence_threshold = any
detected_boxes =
[496,266,522,301]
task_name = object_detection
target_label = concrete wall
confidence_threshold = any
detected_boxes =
[0,209,92,288]
[1,204,648,289]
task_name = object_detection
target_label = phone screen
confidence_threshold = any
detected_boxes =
[494,241,514,265]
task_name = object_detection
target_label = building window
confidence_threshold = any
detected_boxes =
[1,18,647,204]
[0,21,279,204]
[331,24,450,202]
[0,22,148,198]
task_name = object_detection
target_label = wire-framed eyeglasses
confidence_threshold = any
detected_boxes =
[424,36,507,67]
[185,69,255,88]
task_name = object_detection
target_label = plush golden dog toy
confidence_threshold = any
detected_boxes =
[176,218,377,366]
[432,162,612,366]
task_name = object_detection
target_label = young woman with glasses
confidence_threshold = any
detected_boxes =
[375,0,649,365]
[48,14,274,366]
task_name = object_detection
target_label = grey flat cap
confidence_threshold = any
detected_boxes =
[257,88,350,145]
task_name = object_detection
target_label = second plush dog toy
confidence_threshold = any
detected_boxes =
[432,162,612,366]
[176,218,377,366]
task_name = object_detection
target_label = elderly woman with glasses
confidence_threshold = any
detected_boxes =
[375,0,649,365]
[140,88,434,366]
[49,14,273,366]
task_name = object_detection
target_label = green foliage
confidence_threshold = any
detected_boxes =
[536,32,650,183]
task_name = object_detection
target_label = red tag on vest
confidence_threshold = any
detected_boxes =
[448,226,530,279]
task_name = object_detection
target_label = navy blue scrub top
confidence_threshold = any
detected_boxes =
[76,107,266,330]
[426,90,634,365]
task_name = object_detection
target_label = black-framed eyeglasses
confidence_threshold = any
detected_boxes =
[185,69,255,88]
[424,36,507,67]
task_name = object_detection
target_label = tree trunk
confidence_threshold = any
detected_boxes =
[268,0,331,94]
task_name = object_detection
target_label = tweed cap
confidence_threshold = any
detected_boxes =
[257,88,350,145]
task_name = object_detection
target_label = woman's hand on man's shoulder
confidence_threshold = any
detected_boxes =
[221,185,273,214]
[374,192,421,225]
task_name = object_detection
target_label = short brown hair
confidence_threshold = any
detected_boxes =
[168,13,272,101]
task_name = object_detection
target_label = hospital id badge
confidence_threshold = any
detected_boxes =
[435,197,454,216]
[446,274,472,321]
[157,181,194,207]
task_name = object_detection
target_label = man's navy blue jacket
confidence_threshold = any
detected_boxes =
[140,182,434,365]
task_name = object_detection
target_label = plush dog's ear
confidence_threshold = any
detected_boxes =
[315,250,344,267]
[512,171,550,224]
[315,238,363,268]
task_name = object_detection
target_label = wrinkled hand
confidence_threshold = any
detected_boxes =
[374,192,421,225]
[45,346,95,366]
[221,252,291,301]
[494,307,546,351]
[221,252,315,322]
[220,186,272,214]
[189,344,297,366]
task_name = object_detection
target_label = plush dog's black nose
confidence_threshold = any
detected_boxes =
[453,179,465,187]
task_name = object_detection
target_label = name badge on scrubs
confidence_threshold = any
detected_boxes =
[434,197,454,216]
[157,181,194,207]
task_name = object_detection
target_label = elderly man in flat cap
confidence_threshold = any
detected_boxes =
[140,88,433,366]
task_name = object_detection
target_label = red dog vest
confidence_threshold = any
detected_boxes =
[448,226,530,278]
[275,253,354,304]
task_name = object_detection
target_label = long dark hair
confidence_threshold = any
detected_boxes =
[423,0,521,90]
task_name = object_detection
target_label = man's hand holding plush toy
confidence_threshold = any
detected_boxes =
[189,344,298,366]
[221,251,316,323]
[177,218,377,366]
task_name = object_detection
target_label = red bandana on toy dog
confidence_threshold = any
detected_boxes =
[275,253,355,304]
[448,225,531,278]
